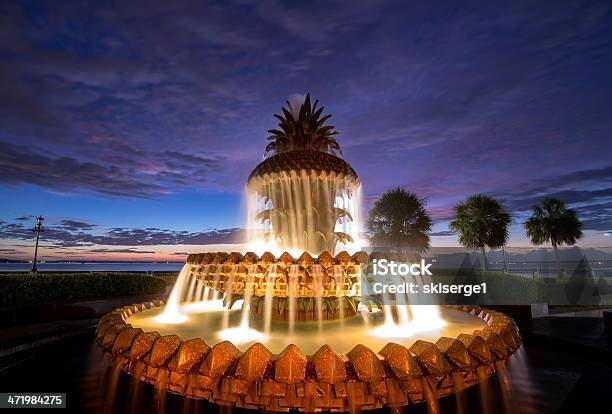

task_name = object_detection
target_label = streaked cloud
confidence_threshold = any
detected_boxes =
[1,0,611,257]
[0,218,244,248]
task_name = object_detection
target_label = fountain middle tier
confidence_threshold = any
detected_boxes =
[186,250,367,321]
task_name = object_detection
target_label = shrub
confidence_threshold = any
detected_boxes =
[151,272,179,285]
[0,272,167,306]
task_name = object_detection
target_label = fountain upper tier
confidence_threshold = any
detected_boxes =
[248,150,359,182]
[247,150,362,256]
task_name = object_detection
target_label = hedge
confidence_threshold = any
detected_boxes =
[0,272,168,306]
[151,272,180,285]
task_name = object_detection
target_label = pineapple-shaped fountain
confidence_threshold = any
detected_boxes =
[95,94,522,413]
[188,94,367,324]
[191,94,366,322]
[246,93,362,256]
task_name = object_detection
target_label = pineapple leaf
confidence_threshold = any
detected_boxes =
[265,95,341,155]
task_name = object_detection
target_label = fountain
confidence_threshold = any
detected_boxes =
[96,94,521,411]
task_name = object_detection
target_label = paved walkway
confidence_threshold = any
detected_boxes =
[0,318,97,358]
[550,307,612,317]
[0,293,166,359]
[520,316,612,368]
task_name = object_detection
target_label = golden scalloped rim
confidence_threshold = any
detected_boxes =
[96,303,521,412]
[185,251,369,267]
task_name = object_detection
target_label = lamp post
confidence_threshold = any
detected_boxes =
[31,216,44,273]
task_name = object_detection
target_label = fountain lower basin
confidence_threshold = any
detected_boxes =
[96,302,521,412]
[128,305,486,354]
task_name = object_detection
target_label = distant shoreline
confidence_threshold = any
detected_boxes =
[0,262,185,273]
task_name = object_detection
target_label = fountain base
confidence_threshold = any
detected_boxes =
[96,303,521,412]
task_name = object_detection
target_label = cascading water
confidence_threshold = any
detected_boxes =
[312,264,325,333]
[287,264,299,336]
[246,168,362,257]
[263,264,277,335]
[154,264,191,323]
[221,265,237,330]
[239,264,259,329]
[154,93,445,344]
[156,199,445,342]
[371,270,445,338]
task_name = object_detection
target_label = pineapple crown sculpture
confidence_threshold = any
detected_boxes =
[247,94,360,256]
[265,93,341,156]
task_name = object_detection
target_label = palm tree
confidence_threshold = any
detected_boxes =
[525,197,583,276]
[265,93,341,155]
[367,188,432,253]
[450,194,511,272]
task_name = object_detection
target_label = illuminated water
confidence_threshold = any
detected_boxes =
[150,161,447,354]
[128,305,485,354]
[246,169,362,256]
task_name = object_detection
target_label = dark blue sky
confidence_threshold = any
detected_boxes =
[1,0,611,260]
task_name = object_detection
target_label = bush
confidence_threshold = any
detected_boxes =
[151,272,179,285]
[474,271,546,304]
[0,272,168,306]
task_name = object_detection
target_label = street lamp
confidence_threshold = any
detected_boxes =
[31,216,44,273]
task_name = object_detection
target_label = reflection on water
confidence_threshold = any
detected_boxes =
[128,307,486,354]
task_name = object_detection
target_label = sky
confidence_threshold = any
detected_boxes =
[1,0,611,261]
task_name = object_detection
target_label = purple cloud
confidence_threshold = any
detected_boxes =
[0,0,611,253]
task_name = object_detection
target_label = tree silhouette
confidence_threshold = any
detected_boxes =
[525,197,583,277]
[367,188,432,253]
[450,194,511,272]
